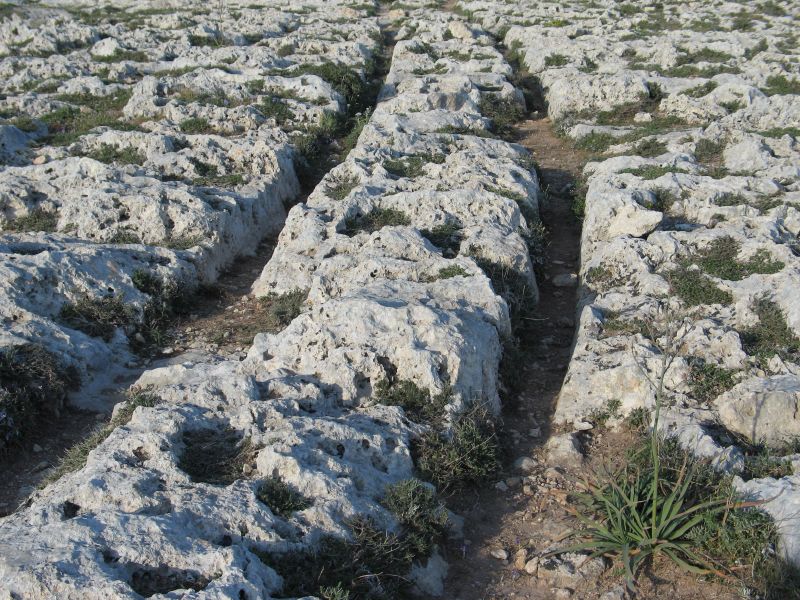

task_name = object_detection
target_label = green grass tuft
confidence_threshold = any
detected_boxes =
[256,476,312,517]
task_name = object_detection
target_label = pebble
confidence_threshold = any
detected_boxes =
[524,557,539,575]
[514,548,528,569]
[505,476,522,488]
[490,548,508,560]
[573,421,593,431]
[528,426,542,438]
[31,461,50,473]
[495,481,509,492]
[551,273,578,287]
[514,456,537,473]
[553,588,573,599]
[523,484,535,496]
[32,444,43,453]
[32,155,47,165]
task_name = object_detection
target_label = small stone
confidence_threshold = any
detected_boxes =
[133,332,146,344]
[552,273,578,287]
[573,421,593,431]
[523,485,535,496]
[514,548,528,569]
[553,588,573,599]
[524,557,539,575]
[514,456,537,473]
[31,461,50,473]
[544,467,563,481]
[495,481,509,492]
[32,444,43,453]
[505,476,522,488]
[161,347,174,355]
[490,548,508,561]
[600,587,625,600]
[633,111,653,123]
[528,427,542,438]
[545,433,584,469]
[556,316,574,328]
[32,155,47,165]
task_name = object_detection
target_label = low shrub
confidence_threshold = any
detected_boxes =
[256,476,312,517]
[59,294,133,341]
[374,379,450,425]
[342,208,410,235]
[257,289,306,331]
[0,344,79,451]
[413,405,499,492]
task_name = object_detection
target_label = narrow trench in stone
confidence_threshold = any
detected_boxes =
[440,17,587,599]
[0,10,399,517]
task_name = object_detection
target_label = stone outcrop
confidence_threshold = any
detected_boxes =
[0,1,540,597]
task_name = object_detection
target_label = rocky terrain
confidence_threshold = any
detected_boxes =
[1,0,799,599]
[457,0,800,570]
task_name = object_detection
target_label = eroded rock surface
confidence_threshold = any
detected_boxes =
[0,2,541,597]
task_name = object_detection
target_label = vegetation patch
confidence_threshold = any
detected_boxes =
[5,208,58,233]
[691,237,784,280]
[0,344,79,451]
[41,90,141,145]
[424,265,470,281]
[342,208,410,236]
[382,153,443,178]
[601,313,650,339]
[740,296,799,364]
[381,478,449,558]
[325,173,360,201]
[59,294,133,341]
[479,95,524,135]
[131,271,188,353]
[256,476,312,517]
[374,379,450,425]
[178,428,257,485]
[665,265,732,307]
[258,510,438,600]
[420,221,463,256]
[179,117,216,134]
[763,75,800,96]
[620,165,688,180]
[413,404,499,493]
[574,132,617,153]
[85,143,146,165]
[257,289,306,332]
[688,358,737,403]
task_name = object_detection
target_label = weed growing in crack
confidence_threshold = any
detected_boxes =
[59,294,133,341]
[374,379,450,425]
[4,208,58,232]
[381,478,449,558]
[257,289,306,331]
[256,476,312,517]
[413,404,500,493]
[342,208,410,236]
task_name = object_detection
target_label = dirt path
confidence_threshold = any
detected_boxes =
[442,114,587,600]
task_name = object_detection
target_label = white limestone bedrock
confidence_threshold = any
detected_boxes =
[0,6,541,598]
